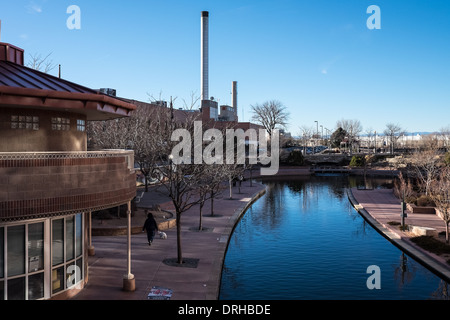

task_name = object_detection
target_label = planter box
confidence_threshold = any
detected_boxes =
[407,203,436,215]
[408,225,437,237]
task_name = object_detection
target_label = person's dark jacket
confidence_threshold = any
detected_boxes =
[143,216,158,232]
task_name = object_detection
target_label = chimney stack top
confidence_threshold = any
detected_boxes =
[0,42,25,65]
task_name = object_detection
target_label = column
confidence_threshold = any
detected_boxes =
[123,201,135,291]
[88,210,95,256]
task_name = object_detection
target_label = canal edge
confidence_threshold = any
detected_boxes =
[206,183,268,300]
[347,188,450,283]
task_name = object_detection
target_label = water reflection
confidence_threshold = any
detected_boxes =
[220,176,449,300]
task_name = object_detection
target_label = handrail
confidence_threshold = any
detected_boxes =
[0,149,135,171]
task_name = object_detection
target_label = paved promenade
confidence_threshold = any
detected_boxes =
[349,188,450,283]
[72,181,266,300]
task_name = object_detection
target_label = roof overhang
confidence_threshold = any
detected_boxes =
[0,86,136,120]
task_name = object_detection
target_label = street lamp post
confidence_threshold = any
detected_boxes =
[314,121,318,154]
[401,190,407,231]
[320,125,323,146]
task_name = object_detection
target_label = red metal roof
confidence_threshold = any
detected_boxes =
[0,60,96,93]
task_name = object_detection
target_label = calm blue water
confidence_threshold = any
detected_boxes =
[219,176,449,300]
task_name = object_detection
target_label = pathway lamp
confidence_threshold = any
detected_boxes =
[314,121,318,154]
[401,190,408,231]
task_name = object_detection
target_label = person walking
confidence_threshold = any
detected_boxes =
[143,211,159,246]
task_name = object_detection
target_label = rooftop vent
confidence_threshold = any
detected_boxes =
[99,88,117,96]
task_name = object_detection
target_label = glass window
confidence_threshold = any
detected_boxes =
[66,261,76,288]
[66,216,75,261]
[52,267,64,294]
[7,225,25,277]
[52,219,64,266]
[77,119,85,132]
[28,223,44,272]
[52,117,70,131]
[0,227,3,278]
[76,214,82,258]
[28,273,44,300]
[11,115,39,130]
[7,277,25,300]
[76,258,83,282]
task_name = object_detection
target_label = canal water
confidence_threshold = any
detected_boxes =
[219,175,449,300]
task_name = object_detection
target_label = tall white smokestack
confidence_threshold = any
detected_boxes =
[201,11,209,101]
[232,81,238,120]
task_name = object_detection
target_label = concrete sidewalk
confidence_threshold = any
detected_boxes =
[349,188,450,283]
[72,181,266,300]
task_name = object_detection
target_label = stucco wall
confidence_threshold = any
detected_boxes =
[0,107,87,152]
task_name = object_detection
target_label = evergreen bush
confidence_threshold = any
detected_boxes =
[349,155,365,167]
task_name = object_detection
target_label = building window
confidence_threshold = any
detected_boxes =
[0,222,45,300]
[51,117,70,131]
[51,214,83,296]
[11,115,39,130]
[7,225,25,277]
[0,227,4,279]
[77,119,85,132]
[0,214,83,300]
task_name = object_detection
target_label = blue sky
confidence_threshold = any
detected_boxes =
[1,0,449,135]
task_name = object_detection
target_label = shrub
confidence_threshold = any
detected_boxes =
[416,194,435,207]
[410,236,450,257]
[445,152,450,166]
[349,155,365,167]
[286,150,304,166]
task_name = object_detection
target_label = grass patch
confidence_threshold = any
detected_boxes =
[387,221,401,226]
[410,236,450,257]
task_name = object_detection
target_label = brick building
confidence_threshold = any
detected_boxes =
[0,42,136,300]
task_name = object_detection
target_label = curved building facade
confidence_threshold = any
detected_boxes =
[0,42,136,300]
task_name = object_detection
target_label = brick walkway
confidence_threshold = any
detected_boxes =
[71,181,266,300]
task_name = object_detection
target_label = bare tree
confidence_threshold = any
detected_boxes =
[394,171,414,201]
[195,164,227,230]
[152,100,210,264]
[336,119,363,154]
[251,100,289,138]
[88,95,209,265]
[439,125,450,151]
[207,164,227,216]
[26,52,57,74]
[365,127,375,153]
[299,125,314,154]
[429,167,450,243]
[384,123,405,154]
[87,103,171,192]
[409,147,441,196]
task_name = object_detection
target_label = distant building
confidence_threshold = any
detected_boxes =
[0,42,136,300]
